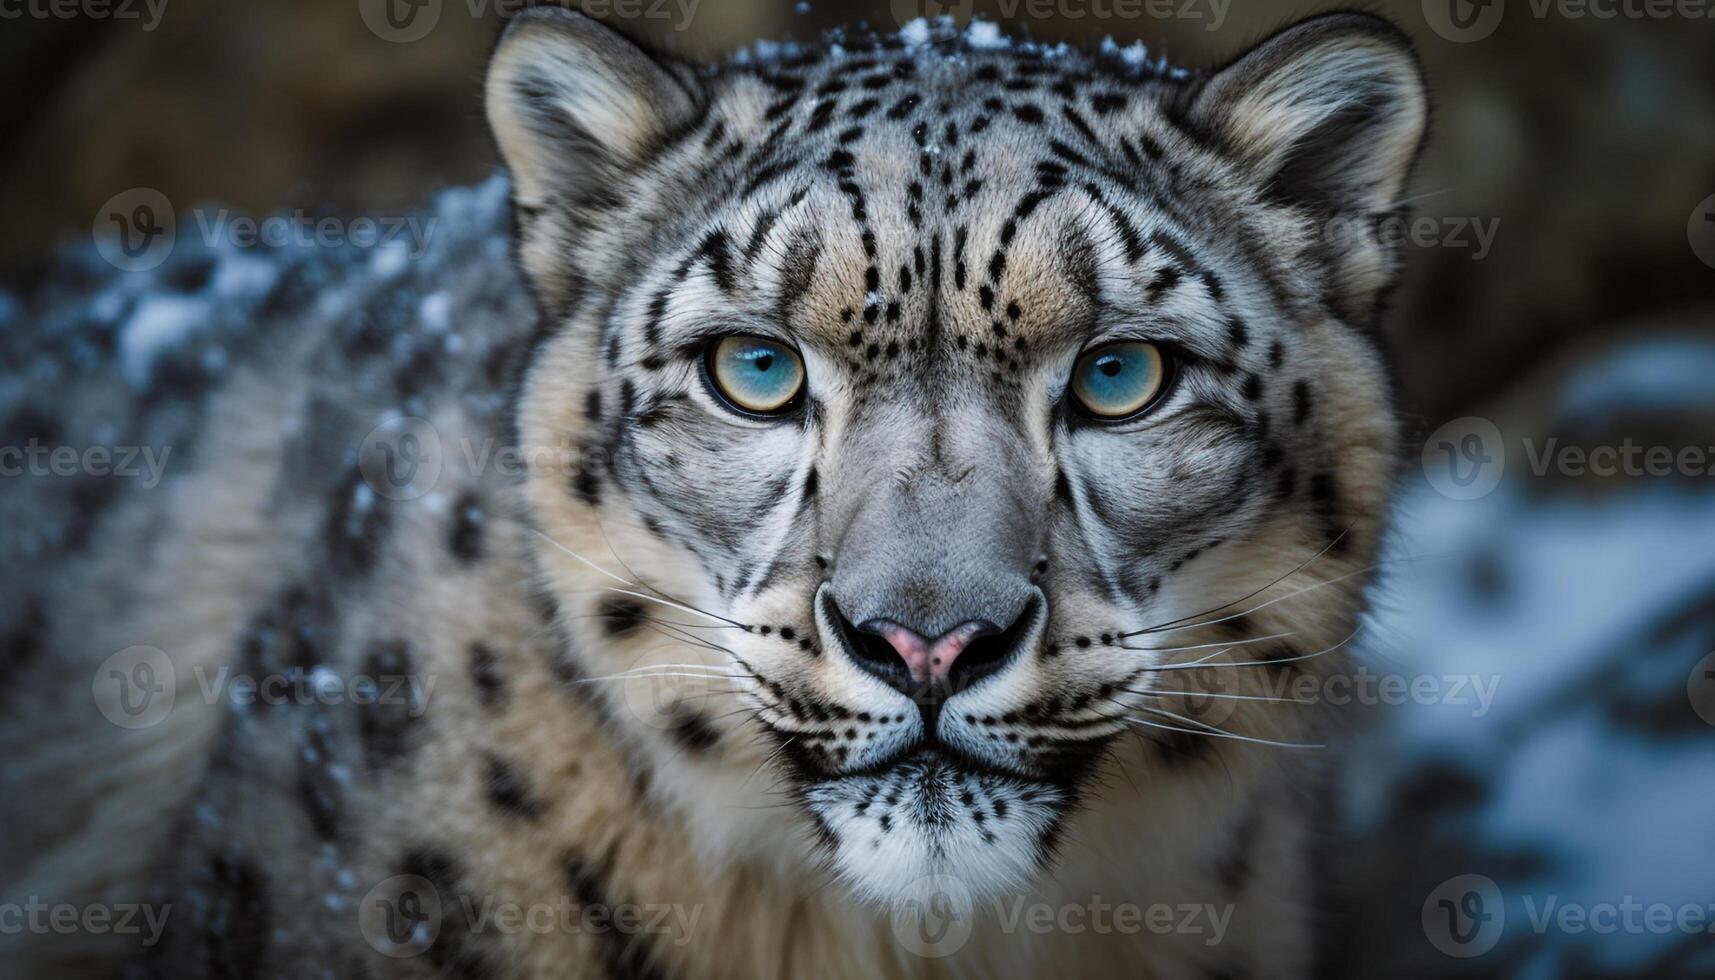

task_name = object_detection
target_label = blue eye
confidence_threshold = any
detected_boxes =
[1070,341,1168,419]
[706,335,806,415]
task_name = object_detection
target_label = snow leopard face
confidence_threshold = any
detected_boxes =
[491,10,1424,902]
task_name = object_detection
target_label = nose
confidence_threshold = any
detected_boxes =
[822,589,1041,699]
[866,620,997,687]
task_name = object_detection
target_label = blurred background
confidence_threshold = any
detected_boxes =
[2,0,1713,977]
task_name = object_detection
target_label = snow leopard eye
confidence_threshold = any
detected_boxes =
[704,335,806,417]
[1070,341,1170,420]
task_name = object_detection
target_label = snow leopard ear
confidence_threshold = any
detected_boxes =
[1189,13,1427,218]
[486,7,702,305]
[1188,13,1427,320]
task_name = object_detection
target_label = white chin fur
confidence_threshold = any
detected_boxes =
[802,754,1065,905]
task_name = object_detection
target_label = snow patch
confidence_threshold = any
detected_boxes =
[964,20,1009,50]
[120,295,211,384]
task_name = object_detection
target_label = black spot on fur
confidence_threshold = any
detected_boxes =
[203,851,270,980]
[572,459,600,504]
[0,598,48,690]
[1226,317,1249,350]
[1151,725,1216,768]
[296,715,341,840]
[564,849,671,980]
[469,642,505,708]
[448,491,486,564]
[1292,380,1313,426]
[484,753,545,820]
[358,639,420,767]
[668,710,722,753]
[598,597,646,636]
[325,469,390,577]
[398,848,494,980]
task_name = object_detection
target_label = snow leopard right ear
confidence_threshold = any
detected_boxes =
[486,7,702,302]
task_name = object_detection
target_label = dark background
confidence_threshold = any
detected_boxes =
[4,1,1714,977]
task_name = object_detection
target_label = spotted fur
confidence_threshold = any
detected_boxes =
[0,12,1425,978]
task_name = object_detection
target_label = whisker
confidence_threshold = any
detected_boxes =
[1115,631,1297,656]
[529,529,746,628]
[1137,625,1362,672]
[1124,562,1374,640]
[1125,711,1323,750]
[740,736,797,791]
[1122,526,1351,638]
[1117,688,1310,704]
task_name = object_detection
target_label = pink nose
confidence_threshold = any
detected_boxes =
[872,621,995,685]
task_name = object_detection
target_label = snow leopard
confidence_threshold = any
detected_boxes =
[0,9,1426,979]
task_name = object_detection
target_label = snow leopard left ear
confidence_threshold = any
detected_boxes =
[486,7,702,307]
[1189,12,1427,218]
[1187,13,1427,320]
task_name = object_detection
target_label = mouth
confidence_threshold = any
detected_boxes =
[797,746,1073,904]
